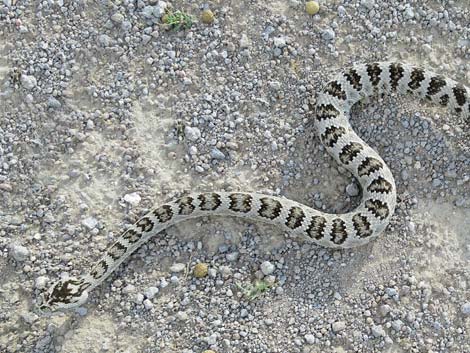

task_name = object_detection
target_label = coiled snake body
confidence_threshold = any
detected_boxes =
[39,62,469,312]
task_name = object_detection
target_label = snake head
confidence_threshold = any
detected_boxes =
[37,277,90,313]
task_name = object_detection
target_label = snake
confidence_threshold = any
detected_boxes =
[38,62,469,312]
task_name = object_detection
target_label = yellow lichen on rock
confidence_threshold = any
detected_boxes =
[305,1,320,15]
[193,263,209,278]
[201,9,215,24]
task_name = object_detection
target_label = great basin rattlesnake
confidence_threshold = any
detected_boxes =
[38,62,469,312]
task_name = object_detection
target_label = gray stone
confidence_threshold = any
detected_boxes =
[10,244,30,262]
[111,13,124,23]
[170,263,186,273]
[321,28,336,41]
[82,216,98,230]
[461,302,470,316]
[260,261,275,275]
[144,286,159,299]
[184,126,201,141]
[346,183,360,197]
[210,148,226,160]
[124,192,141,206]
[47,97,61,109]
[332,321,346,333]
[20,74,37,90]
[304,334,315,344]
[371,325,386,337]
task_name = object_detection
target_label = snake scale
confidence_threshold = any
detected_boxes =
[38,62,469,312]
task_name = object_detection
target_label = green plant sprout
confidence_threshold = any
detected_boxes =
[162,10,193,31]
[236,280,273,300]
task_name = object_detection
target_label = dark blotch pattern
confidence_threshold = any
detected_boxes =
[323,81,347,100]
[426,75,447,97]
[198,193,222,211]
[343,68,362,91]
[177,196,195,215]
[285,206,305,230]
[439,94,449,107]
[408,67,425,90]
[136,217,154,233]
[153,204,173,223]
[389,62,404,91]
[48,279,89,305]
[352,213,373,238]
[358,157,383,177]
[228,193,252,213]
[258,197,282,220]
[107,242,127,261]
[339,142,363,165]
[306,216,327,240]
[321,125,346,148]
[331,218,348,245]
[316,103,341,121]
[366,63,382,87]
[122,229,142,244]
[367,176,393,194]
[365,199,390,220]
[90,260,109,280]
[453,84,467,107]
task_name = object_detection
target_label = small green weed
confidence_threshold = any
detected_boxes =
[162,10,193,31]
[236,280,273,300]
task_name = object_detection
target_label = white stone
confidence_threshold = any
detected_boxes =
[332,321,346,333]
[260,261,275,275]
[111,13,124,23]
[461,302,470,315]
[10,244,30,262]
[20,74,37,90]
[239,34,251,48]
[170,263,186,272]
[124,192,141,206]
[35,276,49,290]
[345,183,360,197]
[371,325,386,337]
[134,293,144,304]
[176,311,189,321]
[184,126,201,141]
[122,284,136,294]
[82,216,98,230]
[144,286,159,299]
[143,298,153,309]
[304,334,315,344]
[273,36,287,48]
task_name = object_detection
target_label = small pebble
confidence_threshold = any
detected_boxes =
[35,276,49,290]
[170,263,186,273]
[143,298,153,309]
[210,148,226,160]
[304,333,315,344]
[371,325,386,338]
[124,192,141,206]
[144,286,159,299]
[20,74,37,90]
[346,183,360,197]
[10,244,30,262]
[260,261,275,275]
[332,321,346,333]
[461,302,470,316]
[184,126,201,141]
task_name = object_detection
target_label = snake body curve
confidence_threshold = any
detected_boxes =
[39,62,469,312]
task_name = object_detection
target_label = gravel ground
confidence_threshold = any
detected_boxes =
[1,1,469,352]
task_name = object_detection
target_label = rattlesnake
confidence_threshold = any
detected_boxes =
[38,62,469,312]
